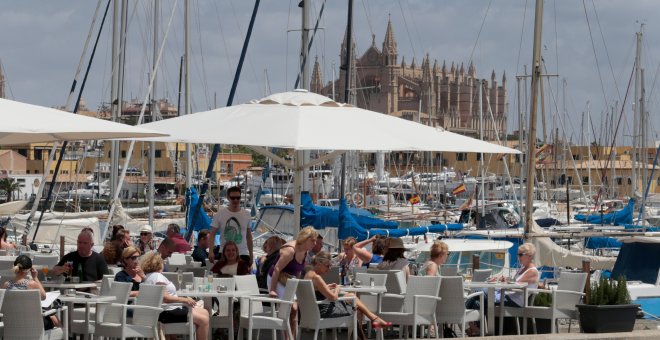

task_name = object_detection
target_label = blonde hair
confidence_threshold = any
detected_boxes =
[262,235,285,252]
[121,246,140,263]
[140,251,164,274]
[311,251,332,266]
[518,243,536,256]
[296,226,319,245]
[430,240,449,260]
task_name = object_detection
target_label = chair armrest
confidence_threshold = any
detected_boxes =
[413,295,442,314]
[525,288,552,295]
[381,293,405,300]
[551,289,585,296]
[465,291,484,300]
[43,309,58,317]
[162,302,188,308]
[75,291,98,297]
[413,295,442,303]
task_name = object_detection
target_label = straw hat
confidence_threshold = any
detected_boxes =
[140,225,153,233]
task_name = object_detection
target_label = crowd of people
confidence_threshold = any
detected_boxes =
[4,186,540,339]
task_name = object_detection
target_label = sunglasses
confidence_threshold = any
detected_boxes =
[125,255,139,260]
[228,196,241,200]
[517,253,527,256]
[140,232,151,236]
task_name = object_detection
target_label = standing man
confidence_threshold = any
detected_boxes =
[192,230,210,266]
[209,186,253,264]
[166,223,192,253]
[52,229,108,281]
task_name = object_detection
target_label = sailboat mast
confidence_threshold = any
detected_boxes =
[479,80,485,217]
[632,26,642,197]
[184,0,192,189]
[148,0,158,226]
[524,0,544,236]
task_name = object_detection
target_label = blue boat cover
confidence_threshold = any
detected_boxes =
[585,237,622,249]
[574,199,634,225]
[301,191,398,230]
[611,241,660,284]
[186,187,212,232]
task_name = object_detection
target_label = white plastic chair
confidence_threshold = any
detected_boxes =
[440,265,458,276]
[162,271,194,290]
[367,269,406,312]
[521,271,588,333]
[2,289,69,340]
[170,253,188,266]
[436,276,485,337]
[472,269,492,282]
[94,284,164,339]
[237,278,299,340]
[355,272,387,334]
[32,254,59,269]
[377,276,442,339]
[321,266,341,285]
[71,281,132,338]
[296,279,357,340]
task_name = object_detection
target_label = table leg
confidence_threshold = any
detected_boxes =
[487,288,495,336]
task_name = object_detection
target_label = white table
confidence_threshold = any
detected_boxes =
[340,285,387,294]
[42,282,99,291]
[58,294,115,339]
[465,281,526,335]
[176,290,253,340]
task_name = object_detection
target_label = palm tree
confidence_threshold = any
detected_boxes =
[0,178,20,202]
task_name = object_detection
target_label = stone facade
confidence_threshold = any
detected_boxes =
[312,19,507,140]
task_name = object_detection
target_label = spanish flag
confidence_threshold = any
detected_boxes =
[452,183,467,195]
[409,195,421,205]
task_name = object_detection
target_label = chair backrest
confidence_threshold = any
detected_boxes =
[321,266,341,285]
[295,279,321,328]
[0,259,14,270]
[367,269,406,294]
[556,271,588,308]
[353,266,367,274]
[355,272,387,287]
[32,254,59,268]
[2,289,45,338]
[162,272,194,290]
[107,266,122,275]
[109,281,132,304]
[189,267,207,277]
[436,276,467,324]
[185,255,193,264]
[440,265,458,276]
[472,269,492,282]
[169,253,187,266]
[133,284,165,326]
[100,275,115,295]
[235,274,264,316]
[277,279,299,319]
[403,276,442,314]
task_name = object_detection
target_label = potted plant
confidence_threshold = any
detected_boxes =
[577,275,640,333]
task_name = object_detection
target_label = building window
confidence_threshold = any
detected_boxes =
[121,151,127,158]
[616,177,623,185]
[456,153,467,161]
[476,153,482,161]
[573,154,579,160]
[567,176,573,184]
[155,150,162,158]
[26,170,30,174]
[627,178,632,185]
[582,176,589,184]
[657,177,660,186]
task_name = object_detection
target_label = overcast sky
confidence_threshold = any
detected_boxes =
[1,0,659,146]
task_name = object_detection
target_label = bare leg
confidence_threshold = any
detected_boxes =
[344,293,389,328]
[192,307,210,340]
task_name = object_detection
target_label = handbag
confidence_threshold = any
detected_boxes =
[318,301,352,318]
[277,271,294,285]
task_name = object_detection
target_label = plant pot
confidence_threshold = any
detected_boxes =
[577,304,640,333]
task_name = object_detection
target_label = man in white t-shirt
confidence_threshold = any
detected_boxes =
[209,186,253,264]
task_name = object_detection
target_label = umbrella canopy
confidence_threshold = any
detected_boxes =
[138,90,519,154]
[0,98,168,145]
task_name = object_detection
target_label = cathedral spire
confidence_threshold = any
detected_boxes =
[401,56,406,68]
[0,60,5,99]
[468,61,476,77]
[310,56,323,94]
[433,59,439,75]
[410,57,416,69]
[382,16,397,66]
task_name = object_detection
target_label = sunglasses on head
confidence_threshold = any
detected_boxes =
[228,196,241,200]
[517,252,527,256]
[126,255,139,260]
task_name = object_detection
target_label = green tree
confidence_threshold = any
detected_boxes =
[0,178,21,202]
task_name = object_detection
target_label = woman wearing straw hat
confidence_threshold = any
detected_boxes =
[376,237,411,280]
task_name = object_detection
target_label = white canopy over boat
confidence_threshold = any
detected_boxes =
[0,98,167,145]
[137,90,520,154]
[413,238,514,253]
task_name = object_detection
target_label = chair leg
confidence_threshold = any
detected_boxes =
[522,317,528,334]
[515,317,521,335]
[313,328,319,340]
[531,318,537,334]
[412,323,417,339]
[550,318,556,334]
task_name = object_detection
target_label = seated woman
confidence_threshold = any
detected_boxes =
[418,240,448,276]
[141,251,209,340]
[257,235,285,290]
[502,242,539,307]
[4,255,60,330]
[333,237,363,271]
[376,238,411,280]
[352,235,386,268]
[305,251,391,336]
[210,241,250,277]
[102,229,132,266]
[0,226,16,251]
[114,246,145,297]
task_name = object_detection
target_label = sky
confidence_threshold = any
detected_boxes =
[1,0,659,147]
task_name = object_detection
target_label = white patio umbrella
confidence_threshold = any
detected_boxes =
[137,89,518,154]
[137,89,519,230]
[0,98,168,144]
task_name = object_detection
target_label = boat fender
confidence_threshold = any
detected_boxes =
[352,193,364,206]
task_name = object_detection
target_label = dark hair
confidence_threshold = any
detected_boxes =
[167,223,181,234]
[111,229,128,242]
[372,238,386,255]
[227,186,241,196]
[197,230,210,242]
[383,247,406,262]
[159,238,175,250]
[223,241,239,257]
[0,226,6,242]
[12,254,32,274]
[111,225,124,239]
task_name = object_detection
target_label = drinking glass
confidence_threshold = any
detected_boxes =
[464,268,473,282]
[177,271,183,290]
[42,267,49,282]
[185,284,193,292]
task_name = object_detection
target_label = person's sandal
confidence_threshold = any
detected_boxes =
[371,317,392,329]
